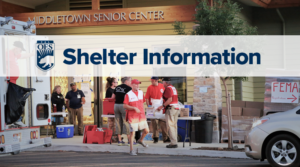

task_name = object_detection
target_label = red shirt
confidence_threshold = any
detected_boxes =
[123,89,146,123]
[124,90,145,105]
[145,83,165,105]
[6,50,21,84]
[163,85,179,108]
[6,50,21,77]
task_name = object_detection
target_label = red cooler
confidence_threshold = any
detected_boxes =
[103,98,115,115]
[86,130,105,144]
[103,127,113,143]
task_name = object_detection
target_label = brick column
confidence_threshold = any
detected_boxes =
[193,77,222,143]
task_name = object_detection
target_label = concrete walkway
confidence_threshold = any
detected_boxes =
[28,136,249,159]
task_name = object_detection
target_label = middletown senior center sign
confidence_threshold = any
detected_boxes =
[271,82,299,103]
[8,5,195,28]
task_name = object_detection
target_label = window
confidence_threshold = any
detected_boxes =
[159,77,187,103]
[36,104,49,120]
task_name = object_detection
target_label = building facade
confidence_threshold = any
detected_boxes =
[1,0,300,142]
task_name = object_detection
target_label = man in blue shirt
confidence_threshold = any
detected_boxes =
[65,82,86,135]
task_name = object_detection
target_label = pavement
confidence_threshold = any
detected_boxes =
[0,151,270,167]
[27,136,248,159]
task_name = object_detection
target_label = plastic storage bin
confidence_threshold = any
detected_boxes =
[56,125,74,138]
[87,130,105,144]
[83,125,97,143]
[184,105,193,111]
[103,98,115,115]
[103,127,113,143]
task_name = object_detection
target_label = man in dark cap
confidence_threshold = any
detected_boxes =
[157,77,180,148]
[65,82,86,135]
[6,41,32,84]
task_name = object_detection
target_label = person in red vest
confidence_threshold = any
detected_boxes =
[145,76,170,143]
[157,77,180,148]
[123,79,149,155]
[6,41,32,84]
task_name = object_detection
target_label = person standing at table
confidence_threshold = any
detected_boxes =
[123,79,149,155]
[145,76,170,143]
[51,85,65,126]
[6,41,33,84]
[111,77,132,146]
[65,82,86,136]
[157,77,180,148]
[105,77,118,98]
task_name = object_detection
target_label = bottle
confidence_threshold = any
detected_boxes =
[53,104,57,113]
[62,105,65,113]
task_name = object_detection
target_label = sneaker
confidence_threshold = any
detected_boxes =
[129,151,137,156]
[153,137,158,144]
[166,144,178,148]
[163,138,171,143]
[118,141,125,146]
[137,140,149,148]
[14,121,26,127]
[128,142,138,146]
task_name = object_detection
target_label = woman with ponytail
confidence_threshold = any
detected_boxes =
[105,77,118,98]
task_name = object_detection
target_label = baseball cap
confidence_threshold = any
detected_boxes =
[131,79,141,84]
[13,41,26,51]
[162,77,171,81]
[70,82,76,86]
[150,76,159,80]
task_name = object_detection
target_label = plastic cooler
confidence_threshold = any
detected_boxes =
[103,98,115,115]
[103,127,113,143]
[84,125,113,144]
[87,130,105,144]
[56,125,74,138]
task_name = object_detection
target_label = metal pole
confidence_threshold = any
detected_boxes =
[227,92,233,149]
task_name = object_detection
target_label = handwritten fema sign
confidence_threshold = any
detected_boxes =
[271,82,299,103]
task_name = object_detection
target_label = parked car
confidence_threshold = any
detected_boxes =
[245,106,300,167]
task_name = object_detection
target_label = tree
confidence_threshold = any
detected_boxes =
[173,0,257,149]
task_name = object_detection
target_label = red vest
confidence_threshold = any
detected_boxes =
[167,85,179,105]
[126,90,146,124]
[163,85,179,113]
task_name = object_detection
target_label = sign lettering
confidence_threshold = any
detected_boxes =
[28,11,164,25]
[271,82,299,103]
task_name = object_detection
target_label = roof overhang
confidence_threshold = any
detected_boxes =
[249,0,300,8]
[2,0,54,9]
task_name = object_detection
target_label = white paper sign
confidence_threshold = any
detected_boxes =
[271,82,299,103]
[82,75,90,82]
[81,83,91,115]
[199,87,208,93]
[73,76,82,83]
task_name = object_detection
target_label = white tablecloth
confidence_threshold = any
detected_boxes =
[101,114,201,120]
[51,112,68,117]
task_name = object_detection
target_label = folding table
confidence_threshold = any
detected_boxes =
[102,114,201,147]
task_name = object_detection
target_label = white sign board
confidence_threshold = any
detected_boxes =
[199,87,207,93]
[271,82,299,103]
[81,83,91,116]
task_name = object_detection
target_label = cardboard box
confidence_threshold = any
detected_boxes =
[242,108,262,117]
[222,115,260,131]
[222,130,248,140]
[145,107,155,116]
[231,100,246,107]
[245,101,264,109]
[180,108,189,117]
[222,107,242,116]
